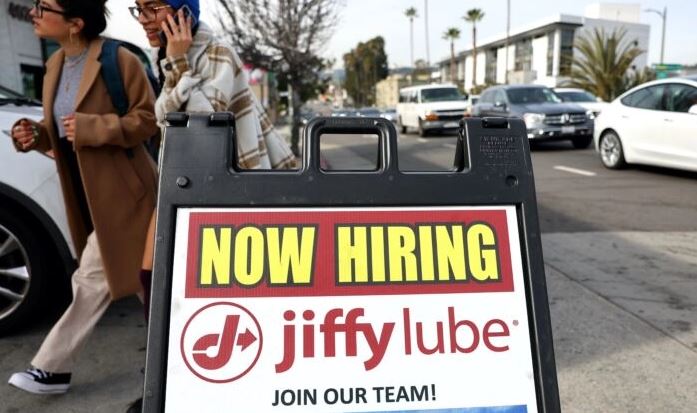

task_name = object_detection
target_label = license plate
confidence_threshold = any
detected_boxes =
[561,126,575,134]
[444,122,459,128]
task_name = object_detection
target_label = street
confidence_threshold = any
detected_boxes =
[2,130,696,412]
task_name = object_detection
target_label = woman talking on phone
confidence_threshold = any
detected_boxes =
[7,0,158,395]
[131,0,296,322]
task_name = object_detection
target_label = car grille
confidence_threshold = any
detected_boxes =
[435,110,466,121]
[544,113,587,125]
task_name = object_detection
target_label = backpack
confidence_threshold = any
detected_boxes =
[99,39,161,162]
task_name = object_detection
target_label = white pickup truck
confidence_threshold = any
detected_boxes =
[396,84,468,136]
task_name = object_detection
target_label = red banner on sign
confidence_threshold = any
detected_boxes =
[184,209,514,298]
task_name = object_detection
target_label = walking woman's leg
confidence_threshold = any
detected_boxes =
[139,212,156,321]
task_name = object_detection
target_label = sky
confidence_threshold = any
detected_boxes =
[106,0,697,69]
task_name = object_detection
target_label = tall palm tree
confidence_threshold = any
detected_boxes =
[443,27,461,84]
[563,28,648,101]
[463,8,485,88]
[405,7,418,68]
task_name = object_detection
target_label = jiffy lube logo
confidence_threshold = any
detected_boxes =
[180,302,262,383]
[179,208,518,380]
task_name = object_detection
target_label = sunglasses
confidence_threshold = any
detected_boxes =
[33,0,66,18]
[128,4,171,21]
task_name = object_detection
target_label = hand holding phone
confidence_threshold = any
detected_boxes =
[160,5,196,58]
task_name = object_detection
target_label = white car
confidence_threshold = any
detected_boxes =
[0,85,75,335]
[593,76,697,172]
[554,88,609,120]
[396,84,467,136]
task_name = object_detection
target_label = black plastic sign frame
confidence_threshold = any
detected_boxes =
[143,113,560,412]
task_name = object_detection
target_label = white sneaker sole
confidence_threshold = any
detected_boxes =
[8,373,69,394]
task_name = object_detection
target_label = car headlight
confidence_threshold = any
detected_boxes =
[523,113,545,128]
[586,109,599,120]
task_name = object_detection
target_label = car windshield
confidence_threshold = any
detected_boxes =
[421,87,462,102]
[0,84,41,106]
[507,88,562,104]
[556,91,597,102]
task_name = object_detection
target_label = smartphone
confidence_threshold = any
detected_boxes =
[158,5,197,45]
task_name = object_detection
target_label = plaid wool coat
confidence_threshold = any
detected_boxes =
[155,22,296,169]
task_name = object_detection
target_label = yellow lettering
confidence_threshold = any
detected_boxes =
[199,227,231,285]
[370,227,386,282]
[435,225,466,281]
[467,223,499,281]
[387,226,417,281]
[267,227,316,285]
[417,226,435,281]
[234,226,265,286]
[337,226,368,283]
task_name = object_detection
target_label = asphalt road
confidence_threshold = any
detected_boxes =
[1,130,696,412]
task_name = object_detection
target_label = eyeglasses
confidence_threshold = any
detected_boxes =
[128,4,171,21]
[33,0,66,18]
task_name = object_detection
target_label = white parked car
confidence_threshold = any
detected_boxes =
[593,76,697,172]
[554,87,609,120]
[396,84,467,136]
[0,85,75,335]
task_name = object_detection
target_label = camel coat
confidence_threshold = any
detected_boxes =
[15,38,159,299]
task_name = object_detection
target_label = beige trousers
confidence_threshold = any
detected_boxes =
[32,232,112,373]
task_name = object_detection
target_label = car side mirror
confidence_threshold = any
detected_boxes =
[494,101,507,110]
[596,97,605,102]
[689,104,697,115]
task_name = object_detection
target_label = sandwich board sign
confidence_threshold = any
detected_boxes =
[143,114,560,413]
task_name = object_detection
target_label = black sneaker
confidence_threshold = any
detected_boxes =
[8,367,71,394]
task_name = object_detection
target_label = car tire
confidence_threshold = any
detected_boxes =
[571,135,593,149]
[418,119,427,137]
[599,131,627,169]
[0,207,51,335]
[399,118,407,134]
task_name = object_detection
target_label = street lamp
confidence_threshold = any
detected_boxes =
[644,6,667,64]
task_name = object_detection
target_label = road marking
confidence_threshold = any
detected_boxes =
[417,138,428,143]
[443,143,456,149]
[553,165,597,176]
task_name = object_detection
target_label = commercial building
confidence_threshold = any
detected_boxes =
[0,0,46,98]
[439,3,650,92]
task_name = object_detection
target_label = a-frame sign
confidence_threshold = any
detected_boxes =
[143,113,560,413]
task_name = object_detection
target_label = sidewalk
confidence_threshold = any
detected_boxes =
[1,232,695,412]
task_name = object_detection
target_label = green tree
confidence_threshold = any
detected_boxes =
[563,28,653,101]
[405,7,418,67]
[463,8,485,88]
[343,37,389,107]
[443,27,461,85]
[215,0,342,156]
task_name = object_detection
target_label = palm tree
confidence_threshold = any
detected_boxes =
[405,7,418,68]
[443,27,461,84]
[563,28,649,101]
[463,8,485,88]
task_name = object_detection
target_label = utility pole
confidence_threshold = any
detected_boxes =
[424,0,431,66]
[504,0,510,84]
[645,6,667,64]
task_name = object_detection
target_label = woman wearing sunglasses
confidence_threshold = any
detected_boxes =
[7,0,158,395]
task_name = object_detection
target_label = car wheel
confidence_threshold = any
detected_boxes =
[571,135,593,149]
[399,117,407,134]
[599,131,627,169]
[0,207,51,335]
[418,119,427,137]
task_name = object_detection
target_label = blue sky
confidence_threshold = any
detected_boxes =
[106,0,697,68]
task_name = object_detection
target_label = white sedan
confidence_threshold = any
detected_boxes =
[593,76,697,172]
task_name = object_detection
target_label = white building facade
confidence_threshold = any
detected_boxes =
[0,0,46,98]
[440,4,650,92]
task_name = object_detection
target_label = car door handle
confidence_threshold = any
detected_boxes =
[664,118,674,122]
[621,115,629,119]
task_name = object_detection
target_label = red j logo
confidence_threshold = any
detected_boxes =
[180,302,263,383]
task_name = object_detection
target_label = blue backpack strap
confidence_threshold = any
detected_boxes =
[99,39,129,117]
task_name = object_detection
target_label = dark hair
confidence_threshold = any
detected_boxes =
[57,0,109,41]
